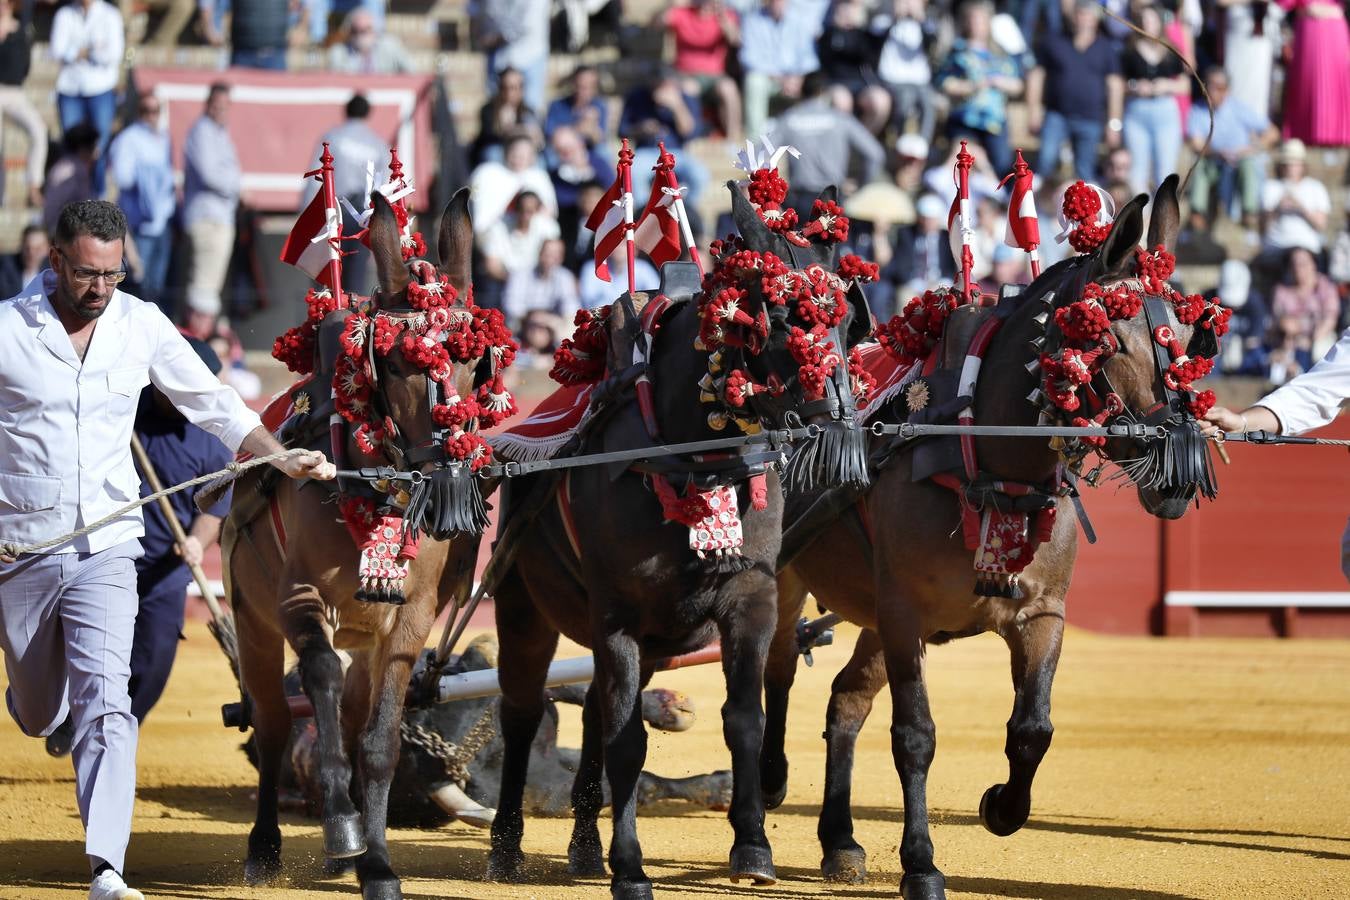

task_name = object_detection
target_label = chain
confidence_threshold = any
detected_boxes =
[399,702,497,788]
[0,448,310,561]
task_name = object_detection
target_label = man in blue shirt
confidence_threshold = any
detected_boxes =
[739,0,822,140]
[108,94,176,313]
[1027,0,1124,182]
[1185,67,1278,237]
[182,83,241,318]
[544,65,609,148]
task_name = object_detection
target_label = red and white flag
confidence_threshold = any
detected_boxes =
[634,159,684,268]
[585,169,632,282]
[1002,150,1040,252]
[947,190,972,275]
[281,186,341,289]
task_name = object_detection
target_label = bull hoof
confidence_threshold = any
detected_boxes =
[567,833,606,877]
[821,845,867,884]
[642,688,696,732]
[900,871,947,900]
[485,849,525,883]
[729,843,777,885]
[979,783,1028,837]
[360,876,403,900]
[244,853,282,886]
[611,877,654,900]
[322,857,356,877]
[323,812,367,859]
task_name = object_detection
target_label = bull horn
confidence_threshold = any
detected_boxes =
[430,783,495,828]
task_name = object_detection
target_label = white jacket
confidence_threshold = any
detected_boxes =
[0,274,260,554]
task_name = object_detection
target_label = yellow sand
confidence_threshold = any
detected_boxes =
[2,622,1348,899]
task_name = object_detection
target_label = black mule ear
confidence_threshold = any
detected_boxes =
[369,192,411,299]
[437,187,473,295]
[729,179,776,249]
[1092,192,1147,279]
[1146,174,1181,252]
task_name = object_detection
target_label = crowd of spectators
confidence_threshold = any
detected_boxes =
[1,0,1349,387]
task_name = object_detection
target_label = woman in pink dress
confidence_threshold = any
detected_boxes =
[1276,0,1350,146]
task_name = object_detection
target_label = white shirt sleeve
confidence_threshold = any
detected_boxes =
[49,8,79,64]
[147,311,261,451]
[1256,325,1350,435]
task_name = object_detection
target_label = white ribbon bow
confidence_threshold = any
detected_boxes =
[657,185,688,209]
[733,137,801,181]
[340,176,418,230]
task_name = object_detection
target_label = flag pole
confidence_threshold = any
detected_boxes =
[318,142,346,304]
[620,138,636,295]
[1014,149,1041,279]
[955,140,975,305]
[656,141,704,277]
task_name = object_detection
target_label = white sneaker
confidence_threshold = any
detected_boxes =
[89,869,145,900]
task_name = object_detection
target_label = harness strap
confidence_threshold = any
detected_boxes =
[556,470,583,561]
[956,316,1005,481]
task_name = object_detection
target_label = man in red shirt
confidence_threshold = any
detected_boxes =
[664,0,742,143]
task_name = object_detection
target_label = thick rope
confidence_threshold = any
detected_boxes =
[0,448,309,560]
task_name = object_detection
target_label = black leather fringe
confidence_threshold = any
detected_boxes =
[785,423,871,495]
[404,467,490,541]
[1159,420,1218,500]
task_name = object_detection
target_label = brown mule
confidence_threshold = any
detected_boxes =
[762,178,1209,899]
[224,191,488,900]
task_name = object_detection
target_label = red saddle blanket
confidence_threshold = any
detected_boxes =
[855,342,922,423]
[236,376,313,462]
[488,382,596,462]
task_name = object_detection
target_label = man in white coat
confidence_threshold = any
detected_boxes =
[0,201,336,900]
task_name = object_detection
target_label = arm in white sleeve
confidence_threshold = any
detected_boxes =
[49,9,81,64]
[1255,326,1350,435]
[148,310,261,451]
[92,8,124,66]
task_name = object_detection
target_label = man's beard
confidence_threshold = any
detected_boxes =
[55,282,110,322]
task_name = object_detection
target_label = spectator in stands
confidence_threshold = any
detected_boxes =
[876,192,955,317]
[0,0,45,209]
[545,65,608,147]
[481,190,561,310]
[469,132,558,236]
[1276,0,1350,149]
[1028,0,1123,183]
[108,94,177,313]
[1270,248,1341,377]
[740,0,821,141]
[816,0,891,135]
[1329,210,1350,290]
[516,308,566,369]
[1102,144,1133,189]
[1209,258,1272,375]
[664,0,743,143]
[621,69,709,211]
[1259,138,1331,257]
[305,94,387,294]
[183,83,241,317]
[0,224,49,299]
[547,125,608,261]
[874,0,937,143]
[923,139,1000,206]
[990,241,1030,287]
[503,237,580,331]
[1184,67,1277,238]
[307,0,386,45]
[1018,0,1061,44]
[580,247,659,310]
[127,0,196,46]
[472,0,550,114]
[230,0,289,70]
[893,132,929,192]
[197,0,227,46]
[971,193,1004,283]
[327,8,410,74]
[51,0,123,196]
[1222,0,1283,121]
[473,67,544,167]
[772,71,886,212]
[42,123,99,235]
[935,0,1026,177]
[1121,4,1187,194]
[569,179,605,270]
[1105,179,1134,216]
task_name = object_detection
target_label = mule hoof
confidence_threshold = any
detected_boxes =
[900,871,946,900]
[820,845,867,884]
[323,812,367,859]
[244,854,282,886]
[567,840,606,877]
[729,844,777,885]
[322,856,356,877]
[361,877,403,900]
[485,849,526,883]
[979,783,1028,837]
[611,877,654,900]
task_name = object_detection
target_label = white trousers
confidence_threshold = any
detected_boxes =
[0,542,140,874]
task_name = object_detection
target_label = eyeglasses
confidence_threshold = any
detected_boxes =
[59,251,126,285]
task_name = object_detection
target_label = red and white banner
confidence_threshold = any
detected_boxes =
[132,67,436,212]
[635,168,683,269]
[280,186,341,288]
[585,172,631,282]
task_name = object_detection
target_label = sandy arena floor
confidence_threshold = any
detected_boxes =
[1,622,1348,900]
